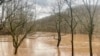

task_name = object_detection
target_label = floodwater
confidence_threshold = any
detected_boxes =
[0,32,100,56]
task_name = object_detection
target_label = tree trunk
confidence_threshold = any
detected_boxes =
[57,38,61,47]
[57,32,61,47]
[14,47,18,55]
[71,30,74,56]
[89,34,93,56]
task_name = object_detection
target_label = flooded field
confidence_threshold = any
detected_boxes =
[0,32,100,56]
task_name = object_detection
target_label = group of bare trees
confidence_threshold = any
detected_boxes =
[0,0,99,56]
[50,0,99,56]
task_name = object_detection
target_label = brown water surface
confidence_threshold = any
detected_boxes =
[0,32,100,56]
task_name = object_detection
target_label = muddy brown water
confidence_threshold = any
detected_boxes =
[0,32,100,56]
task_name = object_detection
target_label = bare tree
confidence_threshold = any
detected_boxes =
[64,0,78,56]
[5,0,36,54]
[56,0,62,47]
[80,0,98,56]
[50,0,64,47]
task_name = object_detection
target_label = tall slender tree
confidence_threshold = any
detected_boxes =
[81,0,98,56]
[50,0,64,47]
[65,0,78,56]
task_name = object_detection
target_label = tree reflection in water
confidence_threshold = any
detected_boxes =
[57,48,61,56]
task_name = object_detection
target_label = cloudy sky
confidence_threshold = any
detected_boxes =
[0,0,98,19]
[35,0,57,19]
[0,0,99,20]
[0,0,100,19]
[29,0,99,19]
[34,0,73,19]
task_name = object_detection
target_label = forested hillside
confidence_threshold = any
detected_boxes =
[35,5,100,34]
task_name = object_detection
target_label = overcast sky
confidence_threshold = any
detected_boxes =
[34,0,100,19]
[35,0,56,19]
[1,0,99,19]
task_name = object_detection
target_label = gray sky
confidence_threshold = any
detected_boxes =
[0,0,99,19]
[26,0,100,19]
[36,0,48,7]
[35,0,64,19]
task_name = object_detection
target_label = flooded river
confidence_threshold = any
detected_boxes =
[0,32,100,56]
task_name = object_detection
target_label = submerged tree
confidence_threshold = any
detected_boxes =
[64,0,78,56]
[80,0,98,56]
[5,0,36,54]
[50,0,64,47]
[56,0,63,47]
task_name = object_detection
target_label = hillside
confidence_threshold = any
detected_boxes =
[35,5,100,34]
